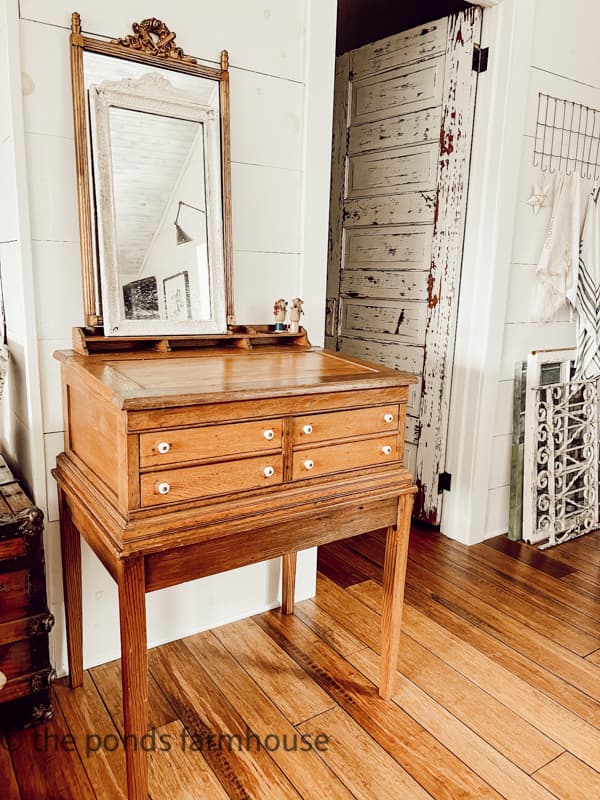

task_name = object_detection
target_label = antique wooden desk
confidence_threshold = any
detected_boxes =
[53,330,416,799]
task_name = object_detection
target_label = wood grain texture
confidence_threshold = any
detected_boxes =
[53,674,126,800]
[10,528,600,799]
[281,552,297,615]
[298,706,431,800]
[534,753,600,800]
[117,556,148,800]
[148,720,229,800]
[380,494,412,698]
[254,611,503,799]
[58,488,83,689]
[184,631,353,799]
[10,696,95,800]
[211,619,334,726]
[0,737,21,800]
[318,574,563,774]
[150,639,302,800]
[90,658,177,735]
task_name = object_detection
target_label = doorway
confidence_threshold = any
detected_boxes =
[326,3,483,524]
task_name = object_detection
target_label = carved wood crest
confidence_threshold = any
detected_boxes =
[112,18,197,64]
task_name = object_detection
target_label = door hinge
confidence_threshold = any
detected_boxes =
[438,471,452,494]
[472,45,489,73]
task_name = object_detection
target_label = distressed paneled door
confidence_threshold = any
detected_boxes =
[325,9,482,523]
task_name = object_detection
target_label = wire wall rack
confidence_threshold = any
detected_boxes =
[534,93,600,180]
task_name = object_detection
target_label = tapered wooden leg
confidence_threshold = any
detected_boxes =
[379,491,414,700]
[118,556,149,800]
[281,552,297,615]
[58,488,83,689]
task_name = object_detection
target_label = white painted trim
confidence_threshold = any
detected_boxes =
[299,0,337,346]
[467,1,505,7]
[441,0,536,545]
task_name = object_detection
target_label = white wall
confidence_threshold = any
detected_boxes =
[3,0,336,672]
[484,0,600,536]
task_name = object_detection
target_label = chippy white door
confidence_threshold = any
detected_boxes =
[325,8,482,524]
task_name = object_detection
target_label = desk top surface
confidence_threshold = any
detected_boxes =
[56,346,416,410]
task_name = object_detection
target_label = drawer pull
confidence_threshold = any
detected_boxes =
[382,445,393,456]
[263,429,275,441]
[263,466,275,478]
[157,482,171,495]
[157,442,171,454]
[0,671,6,692]
[304,459,314,470]
[303,424,313,435]
[384,413,394,424]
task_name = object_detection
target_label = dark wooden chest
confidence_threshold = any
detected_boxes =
[0,456,54,731]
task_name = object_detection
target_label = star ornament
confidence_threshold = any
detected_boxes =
[527,179,550,215]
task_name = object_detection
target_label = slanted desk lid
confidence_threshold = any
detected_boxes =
[55,347,416,410]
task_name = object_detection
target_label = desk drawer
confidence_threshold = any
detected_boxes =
[292,405,399,445]
[141,454,283,506]
[140,419,283,467]
[292,434,399,480]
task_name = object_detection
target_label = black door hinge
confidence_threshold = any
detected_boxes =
[472,45,489,73]
[438,471,452,493]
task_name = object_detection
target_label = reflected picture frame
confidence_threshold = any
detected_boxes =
[163,270,191,320]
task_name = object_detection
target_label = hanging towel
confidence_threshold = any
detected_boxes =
[574,186,600,380]
[534,172,581,321]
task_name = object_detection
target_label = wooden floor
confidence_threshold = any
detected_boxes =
[3,526,600,799]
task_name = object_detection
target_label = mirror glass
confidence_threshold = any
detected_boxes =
[83,52,227,336]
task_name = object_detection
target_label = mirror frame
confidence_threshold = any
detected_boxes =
[69,12,234,331]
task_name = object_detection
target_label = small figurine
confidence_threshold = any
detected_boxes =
[273,298,288,331]
[289,297,304,334]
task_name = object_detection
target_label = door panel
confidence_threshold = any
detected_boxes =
[341,298,427,345]
[350,58,445,124]
[348,107,442,155]
[344,225,433,269]
[347,144,439,197]
[340,269,428,301]
[326,9,482,524]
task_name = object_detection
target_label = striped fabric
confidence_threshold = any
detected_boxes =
[574,186,600,380]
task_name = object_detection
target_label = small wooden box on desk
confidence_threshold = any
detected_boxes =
[53,326,417,800]
[0,456,54,732]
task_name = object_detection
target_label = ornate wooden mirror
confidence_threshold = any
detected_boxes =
[70,13,234,336]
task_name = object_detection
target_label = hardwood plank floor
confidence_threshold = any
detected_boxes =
[3,526,600,799]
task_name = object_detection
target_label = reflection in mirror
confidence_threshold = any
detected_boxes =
[83,52,227,336]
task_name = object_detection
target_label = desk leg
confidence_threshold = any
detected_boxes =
[117,556,149,800]
[379,492,414,700]
[58,488,83,689]
[281,552,297,615]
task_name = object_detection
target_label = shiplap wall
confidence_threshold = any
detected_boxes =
[5,0,336,672]
[485,0,600,536]
[0,2,34,488]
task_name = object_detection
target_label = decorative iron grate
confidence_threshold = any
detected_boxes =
[531,379,599,549]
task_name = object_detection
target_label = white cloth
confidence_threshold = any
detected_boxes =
[534,172,581,321]
[574,186,600,380]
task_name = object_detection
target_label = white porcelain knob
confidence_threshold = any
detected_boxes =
[382,445,393,456]
[303,424,313,435]
[0,671,6,691]
[264,466,275,478]
[304,459,314,470]
[384,413,394,424]
[157,482,170,495]
[157,442,170,454]
[264,429,275,441]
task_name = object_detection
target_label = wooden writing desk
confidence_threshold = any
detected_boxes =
[53,331,416,799]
